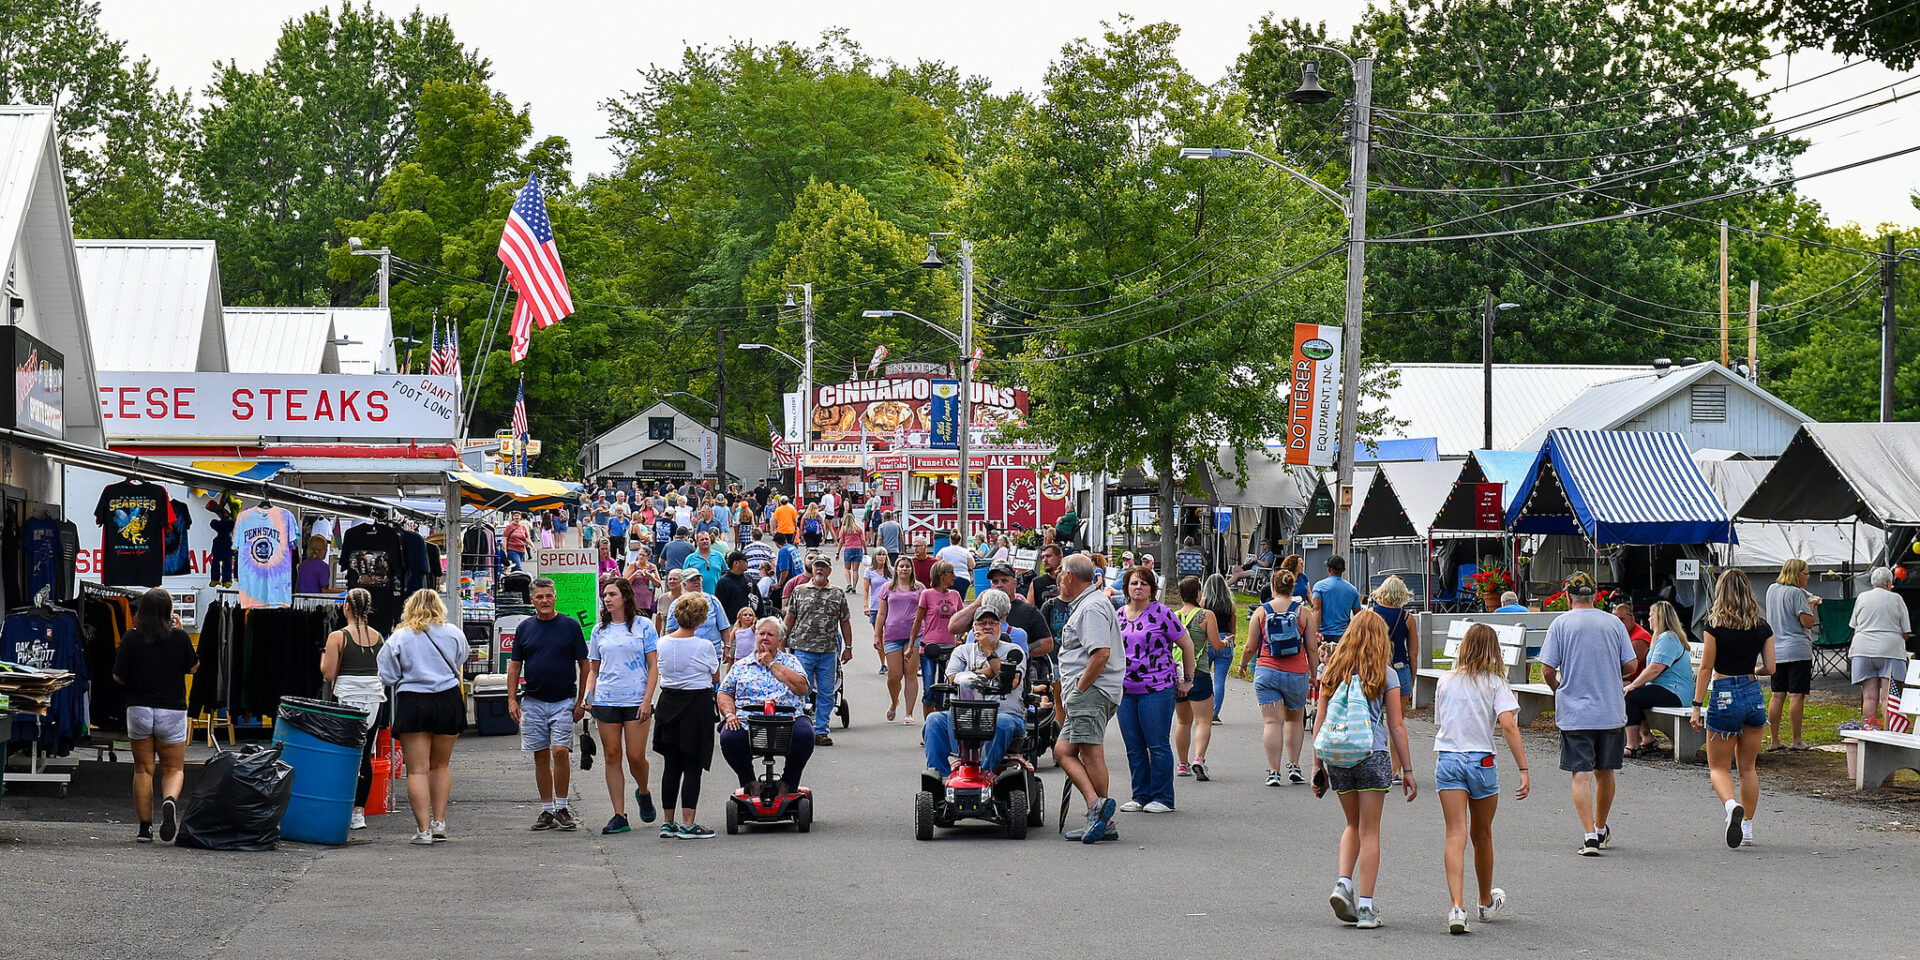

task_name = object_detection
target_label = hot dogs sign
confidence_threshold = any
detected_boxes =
[805,375,1029,442]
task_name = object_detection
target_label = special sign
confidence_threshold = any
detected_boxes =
[96,372,459,441]
[1285,324,1342,467]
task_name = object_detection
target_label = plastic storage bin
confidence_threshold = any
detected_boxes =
[472,673,517,736]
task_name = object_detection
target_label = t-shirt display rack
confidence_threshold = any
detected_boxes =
[194,588,346,738]
[5,587,95,795]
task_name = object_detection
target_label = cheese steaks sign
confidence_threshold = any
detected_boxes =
[96,373,458,441]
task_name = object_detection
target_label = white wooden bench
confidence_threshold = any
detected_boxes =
[1511,682,1556,726]
[1643,706,1707,763]
[1840,661,1920,790]
[1413,621,1527,710]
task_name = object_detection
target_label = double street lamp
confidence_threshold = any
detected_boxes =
[1181,44,1373,561]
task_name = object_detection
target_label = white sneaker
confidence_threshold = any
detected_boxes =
[1448,906,1468,935]
[409,830,435,845]
[1117,800,1144,813]
[1740,820,1754,846]
[1723,803,1743,849]
[349,811,367,831]
[430,819,449,842]
[1478,888,1506,922]
[1287,763,1306,784]
[1142,801,1173,814]
[1266,771,1284,787]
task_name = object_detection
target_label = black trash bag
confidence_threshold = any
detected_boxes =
[174,743,295,851]
[277,696,369,748]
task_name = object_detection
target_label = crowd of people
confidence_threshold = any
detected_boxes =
[109,483,1912,934]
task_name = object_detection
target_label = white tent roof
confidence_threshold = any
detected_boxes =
[224,307,342,373]
[1696,456,1881,569]
[73,239,227,372]
[1352,459,1466,541]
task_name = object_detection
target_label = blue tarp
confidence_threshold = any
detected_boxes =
[1353,437,1439,463]
[1505,430,1735,545]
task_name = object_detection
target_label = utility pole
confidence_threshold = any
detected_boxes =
[1748,279,1759,382]
[1728,219,1743,368]
[957,239,975,545]
[1331,54,1372,564]
[1886,235,1900,422]
[715,318,727,490]
[799,283,815,497]
[1482,289,1495,451]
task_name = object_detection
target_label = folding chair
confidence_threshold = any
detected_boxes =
[1813,597,1855,677]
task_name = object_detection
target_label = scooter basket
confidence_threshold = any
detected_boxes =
[950,698,1001,741]
[747,717,795,755]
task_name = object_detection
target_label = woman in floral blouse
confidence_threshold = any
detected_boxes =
[1115,566,1194,814]
[716,618,814,792]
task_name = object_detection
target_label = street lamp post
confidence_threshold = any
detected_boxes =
[863,293,976,542]
[1179,46,1373,562]
[347,236,391,309]
[739,334,811,494]
[1482,296,1521,449]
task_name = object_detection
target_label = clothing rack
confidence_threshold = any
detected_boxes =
[4,594,83,794]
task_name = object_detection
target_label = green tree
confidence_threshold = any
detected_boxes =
[1717,1,1920,69]
[0,0,194,236]
[1770,224,1920,420]
[192,2,487,305]
[962,18,1344,574]
[1238,0,1809,366]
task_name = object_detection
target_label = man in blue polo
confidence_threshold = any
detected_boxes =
[1311,555,1362,644]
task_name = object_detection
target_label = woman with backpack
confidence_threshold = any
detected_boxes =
[1371,576,1416,717]
[1172,576,1223,780]
[802,504,825,549]
[1243,570,1320,786]
[1313,609,1416,930]
[1433,623,1529,934]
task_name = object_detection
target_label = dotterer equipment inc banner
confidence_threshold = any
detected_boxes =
[1285,323,1342,467]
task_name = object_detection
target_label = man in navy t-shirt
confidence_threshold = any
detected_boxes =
[1311,555,1363,643]
[507,579,590,831]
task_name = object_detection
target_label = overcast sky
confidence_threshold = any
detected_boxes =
[97,0,1919,231]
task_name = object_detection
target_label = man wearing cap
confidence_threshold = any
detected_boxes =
[785,556,854,745]
[951,563,1053,658]
[923,599,1027,778]
[1538,571,1638,856]
[664,567,729,663]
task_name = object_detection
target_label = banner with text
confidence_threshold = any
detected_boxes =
[96,372,459,441]
[1284,324,1343,467]
[928,379,960,450]
[532,547,599,627]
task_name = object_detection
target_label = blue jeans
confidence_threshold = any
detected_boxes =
[922,710,1026,777]
[1706,675,1767,737]
[505,549,525,570]
[1211,640,1234,719]
[793,649,839,733]
[1117,686,1177,806]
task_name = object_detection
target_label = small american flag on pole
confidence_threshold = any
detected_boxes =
[512,378,529,475]
[1890,681,1911,734]
[426,320,445,375]
[498,173,574,363]
[768,415,797,468]
[447,325,461,380]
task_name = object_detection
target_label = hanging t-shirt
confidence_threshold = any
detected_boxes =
[93,481,174,587]
[236,506,296,608]
[23,515,62,602]
[163,499,194,577]
[342,522,408,629]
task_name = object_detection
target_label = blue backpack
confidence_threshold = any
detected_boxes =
[1261,598,1304,659]
[1314,674,1377,767]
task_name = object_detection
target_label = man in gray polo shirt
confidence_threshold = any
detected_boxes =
[1054,553,1127,844]
[1538,572,1637,856]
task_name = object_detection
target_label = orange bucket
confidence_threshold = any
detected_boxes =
[364,758,392,815]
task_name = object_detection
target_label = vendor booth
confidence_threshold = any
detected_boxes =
[1506,429,1734,621]
[1349,459,1468,611]
[1428,450,1538,607]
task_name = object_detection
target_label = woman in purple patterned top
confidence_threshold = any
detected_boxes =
[1115,566,1194,813]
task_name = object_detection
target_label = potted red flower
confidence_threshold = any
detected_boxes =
[1467,567,1516,612]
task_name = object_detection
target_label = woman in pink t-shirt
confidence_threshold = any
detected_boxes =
[910,560,964,723]
[873,557,923,723]
[840,518,867,589]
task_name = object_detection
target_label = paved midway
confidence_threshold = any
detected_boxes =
[4,574,1915,958]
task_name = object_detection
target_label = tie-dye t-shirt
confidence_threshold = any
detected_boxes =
[236,506,295,608]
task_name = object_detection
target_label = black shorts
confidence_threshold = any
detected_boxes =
[1175,670,1215,703]
[1770,659,1812,695]
[1559,727,1624,772]
[393,687,466,736]
[592,704,643,724]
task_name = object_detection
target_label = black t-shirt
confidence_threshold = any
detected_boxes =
[716,571,752,625]
[93,481,174,587]
[1706,619,1774,677]
[511,614,589,702]
[341,523,408,629]
[113,627,198,710]
[1028,572,1058,605]
[1006,597,1051,648]
[1041,596,1071,641]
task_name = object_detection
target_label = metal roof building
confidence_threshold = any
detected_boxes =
[224,306,343,374]
[328,306,396,374]
[1359,363,1634,456]
[73,239,228,372]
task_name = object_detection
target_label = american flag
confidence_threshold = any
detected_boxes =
[1890,680,1912,734]
[426,320,445,375]
[767,415,797,468]
[446,324,461,380]
[498,174,574,363]
[511,377,529,475]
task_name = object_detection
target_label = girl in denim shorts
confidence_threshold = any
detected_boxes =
[1312,611,1415,930]
[1691,570,1777,849]
[1432,624,1530,934]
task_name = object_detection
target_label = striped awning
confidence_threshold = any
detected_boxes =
[190,460,292,482]
[1505,430,1735,545]
[448,471,584,511]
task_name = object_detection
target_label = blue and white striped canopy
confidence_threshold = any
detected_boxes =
[1505,430,1735,545]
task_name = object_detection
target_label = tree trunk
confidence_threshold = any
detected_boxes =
[1154,434,1179,603]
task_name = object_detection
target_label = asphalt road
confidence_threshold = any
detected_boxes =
[5,584,1917,958]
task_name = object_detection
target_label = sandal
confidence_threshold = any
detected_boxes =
[1624,745,1647,759]
[886,709,896,722]
[1766,743,1788,752]
[902,716,916,726]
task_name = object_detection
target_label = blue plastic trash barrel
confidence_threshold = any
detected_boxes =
[272,697,368,846]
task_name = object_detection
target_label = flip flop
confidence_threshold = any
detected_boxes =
[886,709,896,722]
[1790,744,1814,751]
[1766,743,1788,752]
[902,716,916,726]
